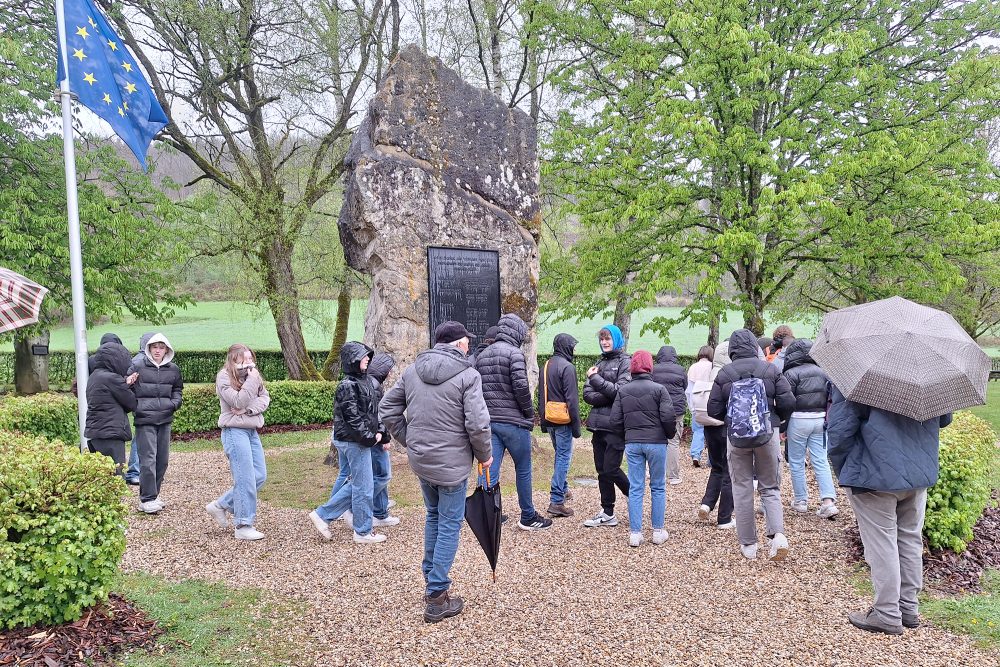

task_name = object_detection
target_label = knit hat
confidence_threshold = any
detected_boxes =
[630,349,653,375]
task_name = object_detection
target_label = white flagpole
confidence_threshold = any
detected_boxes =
[55,0,91,454]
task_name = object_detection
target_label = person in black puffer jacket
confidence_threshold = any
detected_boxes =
[781,339,839,518]
[538,333,581,518]
[87,332,124,374]
[653,345,688,485]
[85,341,138,475]
[582,324,631,528]
[475,313,550,531]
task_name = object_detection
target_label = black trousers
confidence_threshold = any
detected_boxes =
[88,438,126,477]
[700,424,733,524]
[591,430,629,515]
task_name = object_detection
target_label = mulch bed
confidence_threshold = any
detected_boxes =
[172,421,331,442]
[0,594,162,666]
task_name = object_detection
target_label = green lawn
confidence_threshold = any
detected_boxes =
[968,382,1000,434]
[922,569,1000,649]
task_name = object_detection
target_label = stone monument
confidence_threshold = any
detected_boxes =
[338,45,540,377]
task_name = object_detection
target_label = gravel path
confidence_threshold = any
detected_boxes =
[122,440,998,666]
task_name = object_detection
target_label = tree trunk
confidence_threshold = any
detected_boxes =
[742,301,766,336]
[261,237,320,380]
[389,0,400,58]
[14,330,50,395]
[707,311,720,347]
[324,443,341,466]
[322,283,352,380]
[613,298,632,343]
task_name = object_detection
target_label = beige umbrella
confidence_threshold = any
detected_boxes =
[811,296,989,421]
[0,268,49,335]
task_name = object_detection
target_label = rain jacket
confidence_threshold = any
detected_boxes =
[707,329,794,428]
[538,334,581,438]
[332,342,382,447]
[652,345,688,419]
[583,324,631,433]
[130,333,183,426]
[474,314,534,428]
[380,344,492,486]
[85,342,137,441]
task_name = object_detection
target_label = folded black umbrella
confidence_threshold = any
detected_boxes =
[465,464,502,582]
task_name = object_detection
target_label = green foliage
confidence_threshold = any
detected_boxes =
[0,431,127,629]
[172,381,334,433]
[0,393,79,443]
[925,412,998,552]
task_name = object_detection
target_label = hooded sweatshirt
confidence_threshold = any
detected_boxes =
[130,333,184,426]
[85,341,138,441]
[610,349,677,444]
[131,332,155,371]
[380,343,492,486]
[583,324,631,433]
[652,345,688,420]
[706,329,794,428]
[332,341,382,447]
[88,333,124,375]
[475,313,534,428]
[538,333,582,438]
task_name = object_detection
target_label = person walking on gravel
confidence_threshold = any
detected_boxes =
[696,341,735,530]
[685,345,714,467]
[380,321,493,623]
[539,333,582,518]
[652,345,688,484]
[827,387,952,636]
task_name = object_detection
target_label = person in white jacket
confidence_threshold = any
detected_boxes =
[685,346,714,466]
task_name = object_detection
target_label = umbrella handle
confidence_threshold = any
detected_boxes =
[478,463,491,489]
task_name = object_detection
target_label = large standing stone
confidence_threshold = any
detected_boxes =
[338,45,540,378]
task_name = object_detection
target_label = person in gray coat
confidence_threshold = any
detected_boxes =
[828,386,952,636]
[380,321,493,624]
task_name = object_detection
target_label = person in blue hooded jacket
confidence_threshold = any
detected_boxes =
[581,325,631,528]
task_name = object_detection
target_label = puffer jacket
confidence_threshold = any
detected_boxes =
[368,352,395,399]
[781,339,829,414]
[707,329,794,428]
[380,344,492,486]
[652,345,687,419]
[88,333,123,374]
[827,386,952,492]
[85,342,137,441]
[610,374,677,443]
[538,334,581,438]
[583,325,631,432]
[216,367,271,430]
[333,342,382,447]
[474,313,533,428]
[130,333,183,426]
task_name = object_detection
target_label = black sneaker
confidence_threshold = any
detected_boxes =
[423,590,464,623]
[500,514,509,525]
[518,514,553,531]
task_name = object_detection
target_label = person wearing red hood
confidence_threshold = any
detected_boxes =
[610,350,677,547]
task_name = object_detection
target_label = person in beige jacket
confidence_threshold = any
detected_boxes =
[205,344,271,541]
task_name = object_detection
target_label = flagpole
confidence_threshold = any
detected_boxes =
[55,0,90,454]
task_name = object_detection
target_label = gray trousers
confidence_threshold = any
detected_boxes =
[136,423,171,503]
[89,438,126,477]
[728,432,784,546]
[667,428,681,481]
[847,488,926,625]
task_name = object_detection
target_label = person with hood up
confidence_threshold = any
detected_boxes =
[130,333,183,514]
[308,342,391,544]
[827,388,951,635]
[476,313,552,531]
[470,325,499,363]
[582,324,631,528]
[87,332,124,374]
[707,329,795,560]
[781,339,839,519]
[380,321,493,623]
[686,345,714,467]
[696,341,735,529]
[610,350,677,547]
[205,344,271,541]
[652,345,688,484]
[85,340,138,474]
[123,332,155,485]
[538,333,581,518]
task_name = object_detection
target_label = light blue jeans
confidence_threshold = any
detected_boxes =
[625,443,667,534]
[124,435,141,482]
[216,428,267,528]
[315,440,374,535]
[689,420,705,462]
[786,416,837,503]
[371,446,392,519]
[420,478,468,596]
[488,422,537,523]
[332,446,350,495]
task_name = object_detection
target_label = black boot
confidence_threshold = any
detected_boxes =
[423,590,464,623]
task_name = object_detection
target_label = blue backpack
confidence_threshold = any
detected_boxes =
[727,376,772,448]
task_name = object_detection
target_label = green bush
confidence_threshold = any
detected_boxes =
[925,411,998,552]
[0,393,79,443]
[0,431,127,629]
[172,381,335,433]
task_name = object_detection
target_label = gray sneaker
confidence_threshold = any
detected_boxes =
[848,608,903,635]
[817,503,840,519]
[791,500,808,513]
[583,511,618,528]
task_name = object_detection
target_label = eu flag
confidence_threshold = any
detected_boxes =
[56,0,168,169]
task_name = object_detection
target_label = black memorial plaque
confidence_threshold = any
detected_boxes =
[427,246,501,342]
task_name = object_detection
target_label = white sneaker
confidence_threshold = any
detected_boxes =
[583,511,618,528]
[769,533,789,561]
[791,500,808,513]
[155,496,167,509]
[341,510,354,529]
[206,501,229,529]
[652,529,669,545]
[308,510,333,540]
[817,504,840,519]
[353,531,387,544]
[138,500,162,514]
[628,532,643,547]
[669,478,682,485]
[697,504,711,521]
[373,515,401,527]
[717,520,737,530]
[235,526,265,541]
[740,543,759,560]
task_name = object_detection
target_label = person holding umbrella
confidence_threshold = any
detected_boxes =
[380,321,493,623]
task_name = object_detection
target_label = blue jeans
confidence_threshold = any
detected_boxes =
[689,421,706,461]
[420,478,467,596]
[786,416,837,503]
[124,435,140,482]
[216,428,267,527]
[625,443,667,534]
[549,426,574,504]
[371,446,392,519]
[315,440,374,535]
[488,422,537,523]
[332,446,351,496]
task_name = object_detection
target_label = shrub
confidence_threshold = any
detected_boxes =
[925,411,998,552]
[172,381,335,433]
[0,393,78,443]
[0,431,127,629]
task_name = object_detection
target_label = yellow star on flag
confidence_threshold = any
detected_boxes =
[88,17,97,28]
[123,101,129,111]
[118,106,125,117]
[73,49,86,61]
[107,39,118,52]
[125,82,137,94]
[102,93,112,104]
[121,62,133,72]
[76,26,89,39]
[82,72,97,85]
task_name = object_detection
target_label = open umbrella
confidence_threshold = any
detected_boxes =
[0,268,49,335]
[464,463,502,582]
[811,296,989,421]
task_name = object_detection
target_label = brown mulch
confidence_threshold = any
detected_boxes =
[172,421,331,442]
[0,594,162,666]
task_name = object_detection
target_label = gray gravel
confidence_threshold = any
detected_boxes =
[121,439,998,666]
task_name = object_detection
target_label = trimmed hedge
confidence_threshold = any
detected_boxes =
[925,411,998,552]
[0,393,79,444]
[0,431,127,629]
